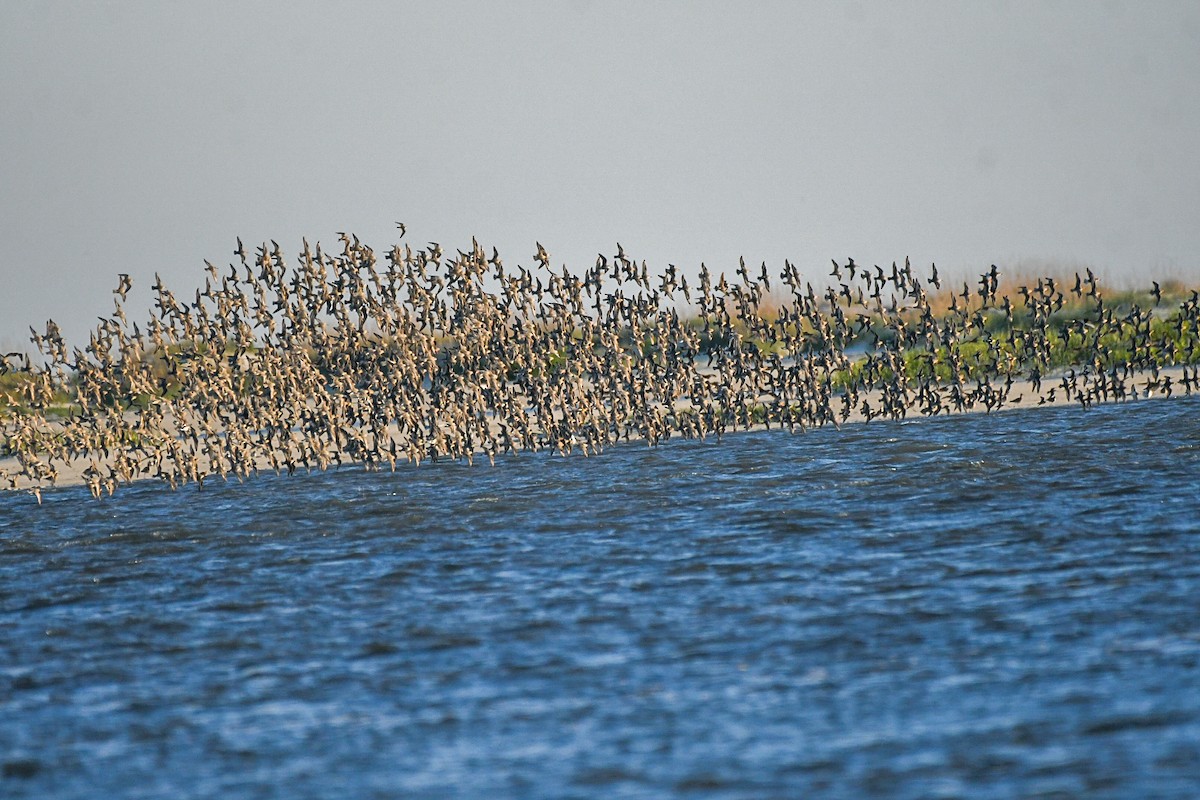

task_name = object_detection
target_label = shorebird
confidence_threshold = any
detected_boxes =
[113,274,132,302]
[2,228,1196,503]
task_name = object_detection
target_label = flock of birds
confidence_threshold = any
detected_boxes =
[2,228,1198,502]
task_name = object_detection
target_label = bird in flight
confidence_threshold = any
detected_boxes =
[113,274,132,302]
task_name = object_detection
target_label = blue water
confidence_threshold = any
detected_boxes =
[2,397,1200,798]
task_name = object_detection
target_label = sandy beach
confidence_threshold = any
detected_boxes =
[3,364,1190,497]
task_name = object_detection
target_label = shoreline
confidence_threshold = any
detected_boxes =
[2,364,1191,500]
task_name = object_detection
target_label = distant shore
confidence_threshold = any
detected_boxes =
[5,237,1198,504]
[2,364,1190,500]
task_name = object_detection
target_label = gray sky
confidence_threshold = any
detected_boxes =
[2,1,1198,350]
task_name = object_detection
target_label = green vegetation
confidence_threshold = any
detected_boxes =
[2,234,1197,500]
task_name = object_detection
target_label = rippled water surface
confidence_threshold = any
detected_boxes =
[3,397,1200,798]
